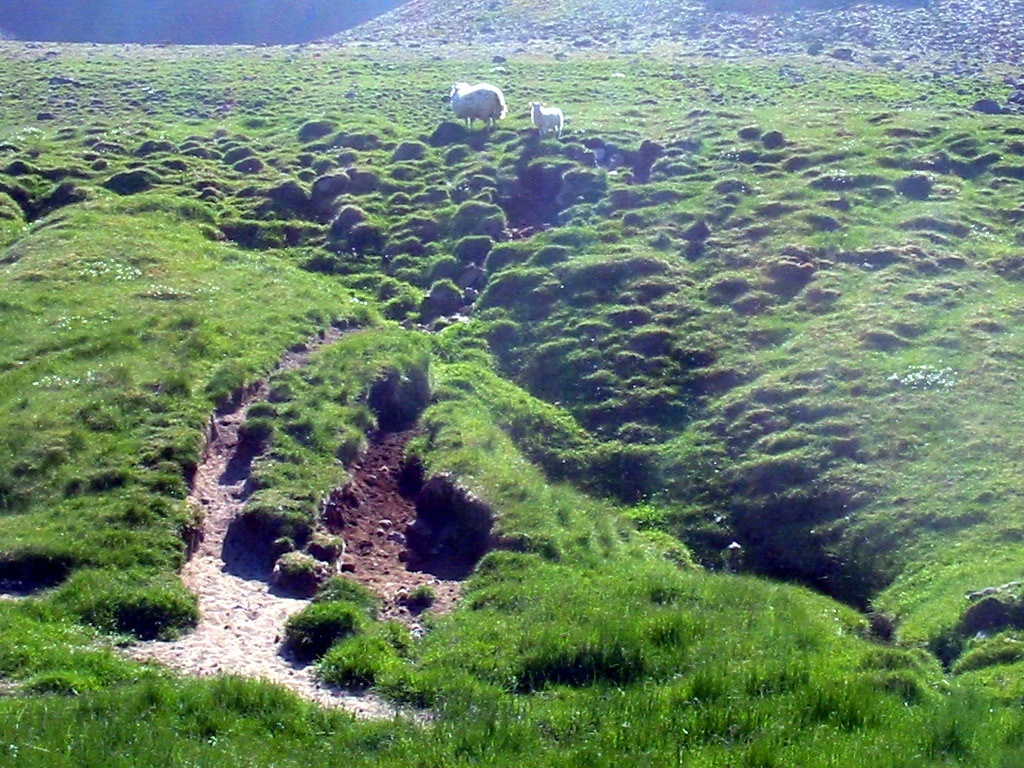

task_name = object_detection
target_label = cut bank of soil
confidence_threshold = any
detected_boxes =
[130,335,462,716]
[321,429,463,629]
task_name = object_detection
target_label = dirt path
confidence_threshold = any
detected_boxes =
[129,333,421,718]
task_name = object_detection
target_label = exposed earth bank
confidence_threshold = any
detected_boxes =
[129,337,460,716]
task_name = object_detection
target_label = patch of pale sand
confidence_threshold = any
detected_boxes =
[130,555,400,718]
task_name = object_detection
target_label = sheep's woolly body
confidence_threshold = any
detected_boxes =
[530,101,564,138]
[449,82,508,128]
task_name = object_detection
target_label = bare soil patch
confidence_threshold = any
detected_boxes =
[322,430,463,630]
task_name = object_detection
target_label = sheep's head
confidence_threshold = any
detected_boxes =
[446,82,471,102]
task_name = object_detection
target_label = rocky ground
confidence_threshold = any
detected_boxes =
[334,0,1024,79]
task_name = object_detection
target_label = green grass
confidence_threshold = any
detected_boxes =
[0,196,370,591]
[4,36,1024,768]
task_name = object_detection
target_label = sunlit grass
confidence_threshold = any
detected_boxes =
[3,35,1024,768]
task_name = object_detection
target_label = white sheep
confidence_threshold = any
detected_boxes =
[530,101,564,139]
[447,82,508,129]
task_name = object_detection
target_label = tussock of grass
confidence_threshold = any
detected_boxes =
[284,601,366,662]
[0,198,370,594]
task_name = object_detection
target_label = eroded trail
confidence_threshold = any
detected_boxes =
[130,337,405,718]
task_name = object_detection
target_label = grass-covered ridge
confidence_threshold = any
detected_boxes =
[0,192,370,628]
[4,36,1024,766]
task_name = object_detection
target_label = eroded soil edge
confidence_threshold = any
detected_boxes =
[130,332,457,717]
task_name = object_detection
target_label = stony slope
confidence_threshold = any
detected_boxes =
[336,0,1024,77]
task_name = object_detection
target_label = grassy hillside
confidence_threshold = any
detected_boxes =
[3,31,1024,766]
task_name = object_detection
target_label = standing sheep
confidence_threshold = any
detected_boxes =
[446,82,508,129]
[530,101,564,139]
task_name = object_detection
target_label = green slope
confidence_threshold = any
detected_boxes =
[2,39,1024,767]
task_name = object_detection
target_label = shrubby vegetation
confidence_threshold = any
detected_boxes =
[3,37,1024,767]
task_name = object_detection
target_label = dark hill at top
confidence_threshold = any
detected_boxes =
[0,0,404,45]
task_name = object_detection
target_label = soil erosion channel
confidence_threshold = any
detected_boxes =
[131,335,460,717]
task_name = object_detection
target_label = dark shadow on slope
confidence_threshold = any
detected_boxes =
[221,515,277,580]
[221,509,313,582]
[0,550,74,595]
[404,472,494,580]
[724,483,882,611]
[368,367,431,432]
[219,428,264,491]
